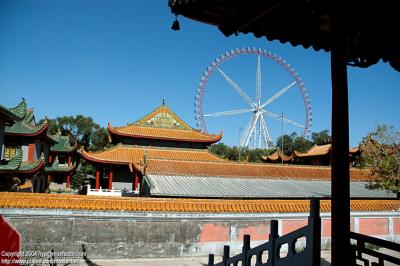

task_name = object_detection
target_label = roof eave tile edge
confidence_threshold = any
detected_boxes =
[108,123,222,143]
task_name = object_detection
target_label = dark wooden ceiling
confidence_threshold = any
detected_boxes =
[169,0,400,72]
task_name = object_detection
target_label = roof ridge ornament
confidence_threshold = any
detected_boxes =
[171,15,180,31]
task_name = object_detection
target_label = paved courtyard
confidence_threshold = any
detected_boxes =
[75,251,333,266]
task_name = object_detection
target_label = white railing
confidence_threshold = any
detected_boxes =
[86,185,139,197]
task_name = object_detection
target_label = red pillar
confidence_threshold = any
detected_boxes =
[66,155,72,188]
[28,143,35,161]
[95,169,100,189]
[66,175,71,188]
[108,169,113,190]
[134,171,139,191]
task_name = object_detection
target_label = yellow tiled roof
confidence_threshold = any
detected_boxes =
[294,144,360,158]
[108,105,221,143]
[82,145,224,165]
[262,150,293,162]
[294,144,332,157]
[144,159,373,181]
[0,193,398,213]
[109,124,222,143]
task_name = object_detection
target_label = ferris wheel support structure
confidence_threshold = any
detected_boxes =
[195,47,312,149]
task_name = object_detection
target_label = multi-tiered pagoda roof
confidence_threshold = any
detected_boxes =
[1,99,49,174]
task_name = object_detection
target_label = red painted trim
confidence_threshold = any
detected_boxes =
[68,156,72,166]
[95,170,100,189]
[108,169,113,189]
[108,123,222,144]
[28,144,35,161]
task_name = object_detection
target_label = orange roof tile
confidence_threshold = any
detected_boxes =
[145,159,373,181]
[294,144,331,157]
[0,193,398,213]
[82,145,224,166]
[108,105,222,143]
[294,144,361,158]
[108,123,222,143]
[262,150,293,162]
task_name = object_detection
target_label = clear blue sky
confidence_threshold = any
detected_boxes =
[1,0,399,147]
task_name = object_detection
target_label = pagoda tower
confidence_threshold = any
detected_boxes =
[0,99,55,192]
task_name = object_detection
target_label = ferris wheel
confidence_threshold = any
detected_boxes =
[194,47,312,149]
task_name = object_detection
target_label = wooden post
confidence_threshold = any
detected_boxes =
[269,220,278,265]
[208,254,214,266]
[330,11,351,266]
[222,245,230,266]
[108,169,113,190]
[308,199,321,266]
[95,169,100,189]
[242,234,251,266]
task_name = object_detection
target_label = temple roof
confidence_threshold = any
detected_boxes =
[294,144,331,157]
[0,150,45,174]
[0,193,399,213]
[50,131,77,153]
[5,99,52,141]
[143,159,372,181]
[18,153,45,173]
[294,144,360,158]
[144,174,396,198]
[0,148,23,172]
[81,145,224,166]
[45,155,76,173]
[9,98,27,119]
[108,104,222,143]
[262,150,293,162]
[0,105,21,125]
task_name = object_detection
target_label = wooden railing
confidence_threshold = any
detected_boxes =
[351,231,400,265]
[208,199,321,266]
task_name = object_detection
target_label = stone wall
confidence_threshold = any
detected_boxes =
[1,209,399,259]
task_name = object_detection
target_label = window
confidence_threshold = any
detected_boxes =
[4,146,18,159]
[58,155,66,164]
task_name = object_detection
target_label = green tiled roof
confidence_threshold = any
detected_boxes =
[0,150,44,173]
[24,109,35,124]
[45,155,75,173]
[9,98,27,119]
[18,153,45,171]
[5,99,48,136]
[6,120,47,136]
[49,132,77,153]
[0,148,22,171]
